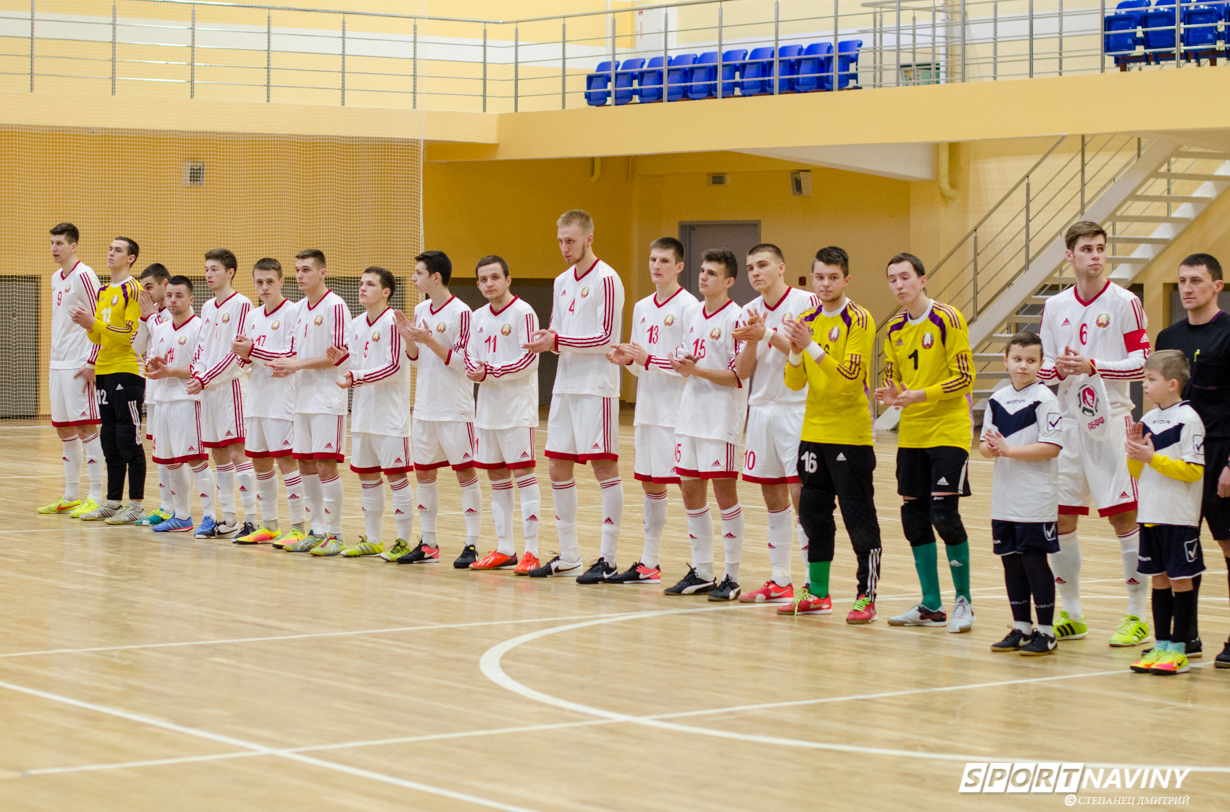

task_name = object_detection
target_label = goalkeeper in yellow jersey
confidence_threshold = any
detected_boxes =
[875,253,976,634]
[779,247,881,623]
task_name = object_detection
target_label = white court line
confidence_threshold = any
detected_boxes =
[478,608,1230,773]
[0,678,541,812]
[0,529,79,535]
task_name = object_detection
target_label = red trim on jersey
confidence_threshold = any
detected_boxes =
[173,314,197,332]
[703,299,736,319]
[1123,328,1149,353]
[211,291,240,310]
[365,306,391,326]
[1073,279,1111,307]
[51,417,102,428]
[429,295,457,315]
[762,286,793,311]
[57,260,81,282]
[573,258,601,281]
[653,287,686,308]
[305,289,334,311]
[488,295,520,317]
[1098,500,1138,518]
[634,472,681,484]
[262,299,289,318]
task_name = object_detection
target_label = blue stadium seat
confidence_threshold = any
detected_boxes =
[585,60,618,106]
[614,57,644,105]
[689,51,720,100]
[1182,3,1222,57]
[638,56,666,102]
[720,49,748,97]
[775,44,805,93]
[666,53,698,102]
[1142,0,1180,61]
[739,47,776,96]
[835,39,863,89]
[794,43,834,93]
[1104,0,1151,68]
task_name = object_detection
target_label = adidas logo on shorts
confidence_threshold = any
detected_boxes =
[325,443,334,449]
[711,459,722,467]
[603,518,614,525]
[836,453,846,461]
[937,476,949,486]
[1119,490,1130,499]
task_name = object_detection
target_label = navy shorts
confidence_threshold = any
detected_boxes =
[992,520,1059,556]
[1137,524,1206,580]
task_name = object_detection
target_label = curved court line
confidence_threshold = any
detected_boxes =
[479,609,1230,773]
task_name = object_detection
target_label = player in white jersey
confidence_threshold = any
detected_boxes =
[188,248,256,539]
[606,237,697,585]
[464,255,543,572]
[230,258,307,547]
[732,244,820,604]
[391,250,483,567]
[129,263,174,527]
[1038,221,1152,647]
[268,249,351,552]
[40,223,106,517]
[663,249,749,599]
[142,276,210,534]
[523,209,626,580]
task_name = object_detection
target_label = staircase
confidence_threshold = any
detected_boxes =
[875,134,1230,430]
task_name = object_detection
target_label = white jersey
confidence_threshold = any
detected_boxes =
[133,308,170,403]
[147,315,203,403]
[1136,401,1205,526]
[410,295,474,423]
[294,290,351,416]
[549,258,625,398]
[349,307,410,437]
[50,261,101,370]
[676,299,748,444]
[468,296,539,430]
[1039,280,1150,419]
[190,291,253,389]
[627,288,697,429]
[981,381,1064,523]
[244,298,300,420]
[745,286,819,408]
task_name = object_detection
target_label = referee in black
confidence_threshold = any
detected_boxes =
[1155,252,1230,668]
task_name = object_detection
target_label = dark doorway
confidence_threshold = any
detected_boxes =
[679,221,761,306]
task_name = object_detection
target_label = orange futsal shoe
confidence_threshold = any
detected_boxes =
[777,588,833,616]
[471,550,518,570]
[513,552,540,575]
[846,595,878,624]
[738,580,794,604]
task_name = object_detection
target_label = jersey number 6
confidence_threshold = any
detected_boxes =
[1079,323,1089,345]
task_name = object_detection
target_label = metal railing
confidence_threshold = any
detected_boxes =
[0,0,1223,111]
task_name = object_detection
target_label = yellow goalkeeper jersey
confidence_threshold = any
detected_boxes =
[87,277,141,376]
[784,299,875,446]
[882,300,974,449]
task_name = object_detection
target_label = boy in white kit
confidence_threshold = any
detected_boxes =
[268,249,352,553]
[465,255,543,573]
[142,276,210,533]
[1038,221,1153,647]
[330,267,414,559]
[607,237,697,585]
[188,248,256,539]
[230,257,308,547]
[733,244,819,603]
[523,209,626,581]
[664,248,748,599]
[40,222,105,518]
[392,250,484,568]
[131,263,172,527]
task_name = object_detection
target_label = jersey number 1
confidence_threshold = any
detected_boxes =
[908,349,920,370]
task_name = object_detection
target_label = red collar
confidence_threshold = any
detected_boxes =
[366,306,391,326]
[573,258,601,282]
[429,294,456,315]
[489,295,519,317]
[653,287,685,308]
[1074,279,1111,307]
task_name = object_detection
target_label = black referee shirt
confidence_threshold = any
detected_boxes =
[1156,310,1230,455]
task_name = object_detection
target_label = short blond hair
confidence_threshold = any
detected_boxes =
[1145,349,1190,389]
[557,209,594,234]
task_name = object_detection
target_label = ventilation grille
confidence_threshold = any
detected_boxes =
[182,160,206,187]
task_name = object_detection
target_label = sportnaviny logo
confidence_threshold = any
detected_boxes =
[959,763,1191,794]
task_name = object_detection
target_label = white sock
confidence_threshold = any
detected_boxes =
[321,474,344,535]
[390,477,415,541]
[460,475,482,549]
[236,461,257,516]
[599,477,623,566]
[215,463,237,524]
[642,491,668,569]
[192,463,216,518]
[417,479,438,547]
[492,479,516,555]
[1038,624,1055,637]
[256,469,279,528]
[552,478,580,562]
[171,465,193,520]
[1014,619,1033,634]
[301,472,323,534]
[83,432,104,502]
[283,471,306,528]
[1118,527,1148,618]
[361,479,385,544]
[516,473,540,556]
[1050,531,1083,619]
[796,520,809,562]
[62,438,83,502]
[767,507,794,586]
[721,503,744,582]
[157,464,171,513]
[687,504,715,581]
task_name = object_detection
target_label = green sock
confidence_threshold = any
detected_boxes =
[808,561,831,597]
[912,543,943,611]
[947,541,972,602]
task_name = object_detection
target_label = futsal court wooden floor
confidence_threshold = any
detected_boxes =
[2,411,1228,811]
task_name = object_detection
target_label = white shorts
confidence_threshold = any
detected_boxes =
[475,426,536,470]
[676,435,739,479]
[545,393,618,463]
[350,432,413,475]
[293,413,346,462]
[635,424,680,484]
[151,400,207,465]
[1058,413,1137,517]
[413,419,476,471]
[145,402,155,441]
[49,368,100,428]
[201,379,246,448]
[245,416,295,458]
[742,404,804,485]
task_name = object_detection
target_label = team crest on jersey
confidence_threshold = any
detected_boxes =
[178,335,187,345]
[1078,384,1099,417]
[710,327,722,340]
[271,320,280,331]
[313,315,324,326]
[372,330,381,342]
[221,313,231,324]
[664,314,675,327]
[921,332,935,349]
[64,284,71,293]
[829,326,841,342]
[500,324,512,336]
[580,287,590,299]
[436,322,447,333]
[1096,313,1111,328]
